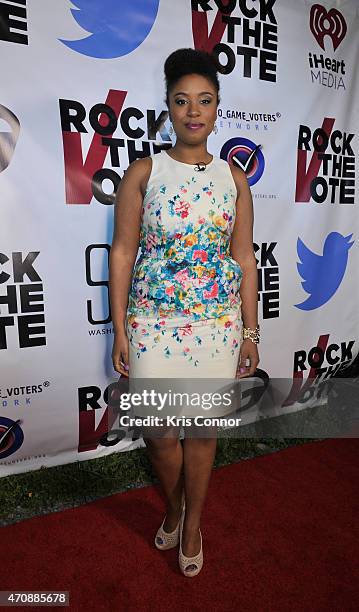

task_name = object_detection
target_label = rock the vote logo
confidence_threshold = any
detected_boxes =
[295,118,355,205]
[0,0,28,46]
[59,90,168,205]
[191,0,278,80]
[78,381,142,452]
[0,251,46,350]
[254,242,279,319]
[282,334,355,407]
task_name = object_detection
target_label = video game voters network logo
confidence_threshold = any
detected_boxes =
[0,417,24,459]
[221,138,264,186]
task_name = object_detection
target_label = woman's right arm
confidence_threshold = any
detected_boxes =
[109,159,147,376]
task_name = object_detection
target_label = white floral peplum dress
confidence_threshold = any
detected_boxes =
[126,149,243,390]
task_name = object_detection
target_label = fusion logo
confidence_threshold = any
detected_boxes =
[282,334,355,407]
[295,232,354,311]
[85,244,112,327]
[254,242,279,319]
[59,90,169,205]
[78,381,141,453]
[59,0,160,59]
[308,4,347,91]
[191,0,278,80]
[221,137,264,186]
[0,104,20,173]
[0,251,46,349]
[295,118,355,204]
[0,0,28,45]
[0,417,24,460]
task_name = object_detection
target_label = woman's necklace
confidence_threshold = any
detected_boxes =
[166,150,213,171]
[194,162,208,172]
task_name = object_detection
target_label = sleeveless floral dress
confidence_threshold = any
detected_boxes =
[125,149,243,388]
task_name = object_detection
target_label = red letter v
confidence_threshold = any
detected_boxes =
[62,89,127,205]
[295,117,335,203]
[192,3,231,51]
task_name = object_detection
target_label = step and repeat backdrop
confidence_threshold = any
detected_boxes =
[1,0,358,476]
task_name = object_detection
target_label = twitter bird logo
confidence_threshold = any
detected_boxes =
[59,0,160,59]
[295,231,354,310]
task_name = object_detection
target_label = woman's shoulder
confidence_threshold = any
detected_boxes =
[226,160,247,189]
[126,155,152,176]
[125,156,153,197]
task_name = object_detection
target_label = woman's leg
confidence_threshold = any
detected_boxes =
[181,423,218,556]
[142,425,183,531]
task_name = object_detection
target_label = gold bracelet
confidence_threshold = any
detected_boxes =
[241,324,260,344]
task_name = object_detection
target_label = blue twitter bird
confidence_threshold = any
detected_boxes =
[59,0,160,59]
[295,231,354,310]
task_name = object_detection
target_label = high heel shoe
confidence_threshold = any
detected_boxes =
[178,511,203,577]
[155,495,186,550]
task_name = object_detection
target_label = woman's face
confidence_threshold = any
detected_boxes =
[168,73,218,144]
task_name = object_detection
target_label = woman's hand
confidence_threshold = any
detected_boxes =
[236,339,260,378]
[112,330,130,377]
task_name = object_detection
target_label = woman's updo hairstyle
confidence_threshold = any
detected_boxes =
[164,48,221,109]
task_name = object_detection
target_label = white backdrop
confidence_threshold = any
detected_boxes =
[1,0,358,476]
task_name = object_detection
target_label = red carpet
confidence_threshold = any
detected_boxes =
[2,439,358,611]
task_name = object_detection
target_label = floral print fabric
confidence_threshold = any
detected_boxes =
[127,313,242,371]
[127,151,243,321]
[126,150,243,370]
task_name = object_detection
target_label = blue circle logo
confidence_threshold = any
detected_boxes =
[220,138,265,186]
[0,417,24,459]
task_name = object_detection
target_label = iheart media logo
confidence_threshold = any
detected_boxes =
[310,4,347,52]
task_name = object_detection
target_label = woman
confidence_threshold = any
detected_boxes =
[109,48,260,577]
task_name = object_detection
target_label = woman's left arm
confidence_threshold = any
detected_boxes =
[229,166,260,377]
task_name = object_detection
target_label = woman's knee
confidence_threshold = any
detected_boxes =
[184,423,218,439]
[142,425,180,451]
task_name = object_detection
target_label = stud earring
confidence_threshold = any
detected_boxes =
[213,122,218,135]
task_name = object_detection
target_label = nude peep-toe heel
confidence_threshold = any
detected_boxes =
[155,495,186,550]
[178,511,203,577]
